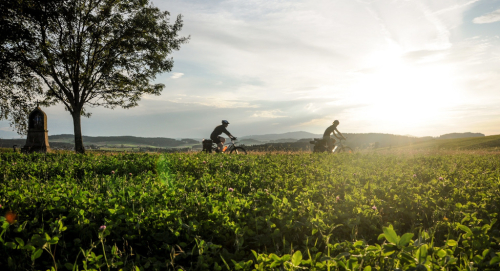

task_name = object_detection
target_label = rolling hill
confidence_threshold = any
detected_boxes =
[2,132,497,151]
[394,134,500,150]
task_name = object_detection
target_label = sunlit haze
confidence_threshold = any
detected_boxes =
[2,0,500,138]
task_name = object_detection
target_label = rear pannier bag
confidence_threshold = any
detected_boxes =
[202,140,213,153]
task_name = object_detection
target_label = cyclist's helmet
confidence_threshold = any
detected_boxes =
[333,120,339,125]
[222,120,230,125]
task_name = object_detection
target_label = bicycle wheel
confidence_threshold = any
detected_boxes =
[339,147,354,153]
[230,147,247,154]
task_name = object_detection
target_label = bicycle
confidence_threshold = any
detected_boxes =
[333,138,353,153]
[202,138,247,154]
[310,138,353,153]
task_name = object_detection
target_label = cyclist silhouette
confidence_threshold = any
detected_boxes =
[210,120,236,152]
[323,120,345,151]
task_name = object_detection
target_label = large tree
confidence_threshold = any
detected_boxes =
[0,0,188,152]
[0,0,47,134]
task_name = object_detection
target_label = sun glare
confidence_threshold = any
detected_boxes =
[346,49,463,133]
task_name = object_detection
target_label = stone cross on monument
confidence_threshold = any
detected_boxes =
[21,103,51,153]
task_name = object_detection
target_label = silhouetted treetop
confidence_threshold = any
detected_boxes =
[0,0,189,153]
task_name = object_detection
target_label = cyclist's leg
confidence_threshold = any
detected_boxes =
[323,136,334,152]
[211,137,222,152]
[219,136,226,152]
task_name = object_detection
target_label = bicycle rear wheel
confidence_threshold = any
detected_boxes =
[230,147,247,154]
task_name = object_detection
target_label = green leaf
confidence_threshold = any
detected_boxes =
[251,250,258,260]
[382,244,398,256]
[446,239,458,247]
[436,249,447,258]
[490,256,500,265]
[292,250,303,266]
[400,252,417,264]
[399,233,413,247]
[383,227,400,245]
[416,244,428,264]
[335,252,350,259]
[458,225,473,236]
[5,242,16,249]
[354,240,364,247]
[22,245,35,251]
[364,267,372,271]
[347,258,358,270]
[31,248,43,261]
[312,228,318,235]
[270,261,281,268]
[232,259,243,270]
[15,237,24,247]
[220,255,230,270]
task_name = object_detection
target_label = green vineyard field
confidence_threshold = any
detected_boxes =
[1,151,500,270]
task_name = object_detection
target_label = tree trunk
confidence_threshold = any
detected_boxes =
[72,112,85,154]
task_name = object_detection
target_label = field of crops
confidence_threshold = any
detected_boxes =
[1,151,500,270]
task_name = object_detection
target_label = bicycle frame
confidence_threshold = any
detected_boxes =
[222,139,238,153]
[213,139,237,153]
[332,139,343,153]
[333,138,353,153]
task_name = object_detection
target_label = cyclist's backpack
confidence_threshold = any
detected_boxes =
[202,139,213,153]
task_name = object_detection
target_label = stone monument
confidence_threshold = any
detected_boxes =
[21,104,51,153]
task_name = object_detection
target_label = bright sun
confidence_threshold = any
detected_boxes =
[345,48,463,134]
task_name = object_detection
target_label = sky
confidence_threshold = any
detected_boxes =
[1,0,500,139]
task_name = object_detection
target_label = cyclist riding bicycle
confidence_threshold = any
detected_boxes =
[211,120,236,153]
[323,120,346,151]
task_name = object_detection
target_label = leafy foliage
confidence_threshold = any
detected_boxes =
[1,152,500,270]
[0,0,188,152]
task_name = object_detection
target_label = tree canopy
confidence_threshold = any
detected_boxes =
[0,0,188,152]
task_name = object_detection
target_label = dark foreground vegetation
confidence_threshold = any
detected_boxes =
[1,151,500,270]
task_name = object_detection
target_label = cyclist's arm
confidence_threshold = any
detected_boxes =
[222,128,235,139]
[334,129,346,140]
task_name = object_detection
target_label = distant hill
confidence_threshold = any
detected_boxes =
[49,134,189,147]
[241,131,491,149]
[242,132,432,149]
[2,132,496,152]
[0,138,73,150]
[395,134,500,150]
[0,134,199,150]
[238,138,262,144]
[439,132,485,139]
[241,131,320,142]
[270,138,298,143]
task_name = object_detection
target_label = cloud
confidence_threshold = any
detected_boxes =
[0,127,13,131]
[163,98,259,109]
[294,117,333,128]
[19,0,499,138]
[252,110,286,118]
[170,72,184,79]
[433,0,481,15]
[473,9,500,24]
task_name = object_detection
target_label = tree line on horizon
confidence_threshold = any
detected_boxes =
[0,132,487,152]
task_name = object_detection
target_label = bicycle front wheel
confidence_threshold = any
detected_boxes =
[339,147,354,153]
[230,147,247,154]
